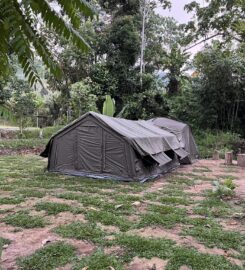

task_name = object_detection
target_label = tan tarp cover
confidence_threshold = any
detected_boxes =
[148,117,199,163]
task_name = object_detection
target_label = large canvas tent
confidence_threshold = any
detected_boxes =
[148,117,199,163]
[41,112,196,181]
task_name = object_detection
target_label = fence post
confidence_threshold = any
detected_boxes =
[237,154,245,167]
[225,151,233,165]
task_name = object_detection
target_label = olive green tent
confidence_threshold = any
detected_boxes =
[41,112,195,181]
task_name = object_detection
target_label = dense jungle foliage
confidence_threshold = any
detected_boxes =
[0,0,244,138]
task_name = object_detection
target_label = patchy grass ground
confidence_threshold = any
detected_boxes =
[0,155,244,270]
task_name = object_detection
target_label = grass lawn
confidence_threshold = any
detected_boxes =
[0,155,244,270]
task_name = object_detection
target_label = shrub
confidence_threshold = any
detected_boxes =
[194,130,241,158]
[223,178,236,190]
[212,180,235,198]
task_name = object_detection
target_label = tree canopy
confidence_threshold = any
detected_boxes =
[184,0,245,49]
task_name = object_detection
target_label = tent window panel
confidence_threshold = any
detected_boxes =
[104,132,128,176]
[77,126,103,173]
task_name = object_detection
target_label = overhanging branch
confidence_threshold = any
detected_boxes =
[183,33,222,52]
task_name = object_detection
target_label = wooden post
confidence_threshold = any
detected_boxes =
[225,151,233,165]
[237,154,245,167]
[213,150,220,160]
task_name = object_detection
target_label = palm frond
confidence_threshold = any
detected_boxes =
[0,0,96,85]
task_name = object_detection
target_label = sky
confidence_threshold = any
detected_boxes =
[155,0,204,23]
[155,0,205,55]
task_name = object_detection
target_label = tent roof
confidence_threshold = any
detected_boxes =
[147,117,189,142]
[41,112,188,165]
[148,117,187,131]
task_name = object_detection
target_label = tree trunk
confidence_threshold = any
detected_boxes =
[140,0,148,87]
[20,118,23,135]
[213,150,220,160]
[225,152,233,165]
[237,154,245,167]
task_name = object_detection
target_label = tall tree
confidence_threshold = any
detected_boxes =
[144,15,190,95]
[192,42,245,133]
[0,0,95,85]
[139,0,171,82]
[184,0,245,50]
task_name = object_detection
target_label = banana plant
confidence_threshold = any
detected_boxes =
[102,95,115,117]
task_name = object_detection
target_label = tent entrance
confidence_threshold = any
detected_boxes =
[76,123,129,177]
[77,125,103,172]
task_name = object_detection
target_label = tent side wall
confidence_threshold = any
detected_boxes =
[49,130,76,171]
[186,127,199,160]
[48,115,138,180]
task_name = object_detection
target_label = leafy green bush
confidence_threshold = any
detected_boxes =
[230,137,245,155]
[194,130,241,158]
[223,178,236,190]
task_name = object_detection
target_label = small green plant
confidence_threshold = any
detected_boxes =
[212,180,235,198]
[223,178,236,190]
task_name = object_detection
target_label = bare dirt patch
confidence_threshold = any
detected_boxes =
[42,196,83,207]
[126,214,140,223]
[104,245,124,256]
[185,182,212,194]
[56,264,73,270]
[220,219,245,233]
[144,178,169,193]
[46,212,86,227]
[126,256,169,270]
[1,228,62,269]
[0,204,15,211]
[65,239,95,256]
[0,220,95,270]
[97,223,120,233]
[127,226,182,241]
